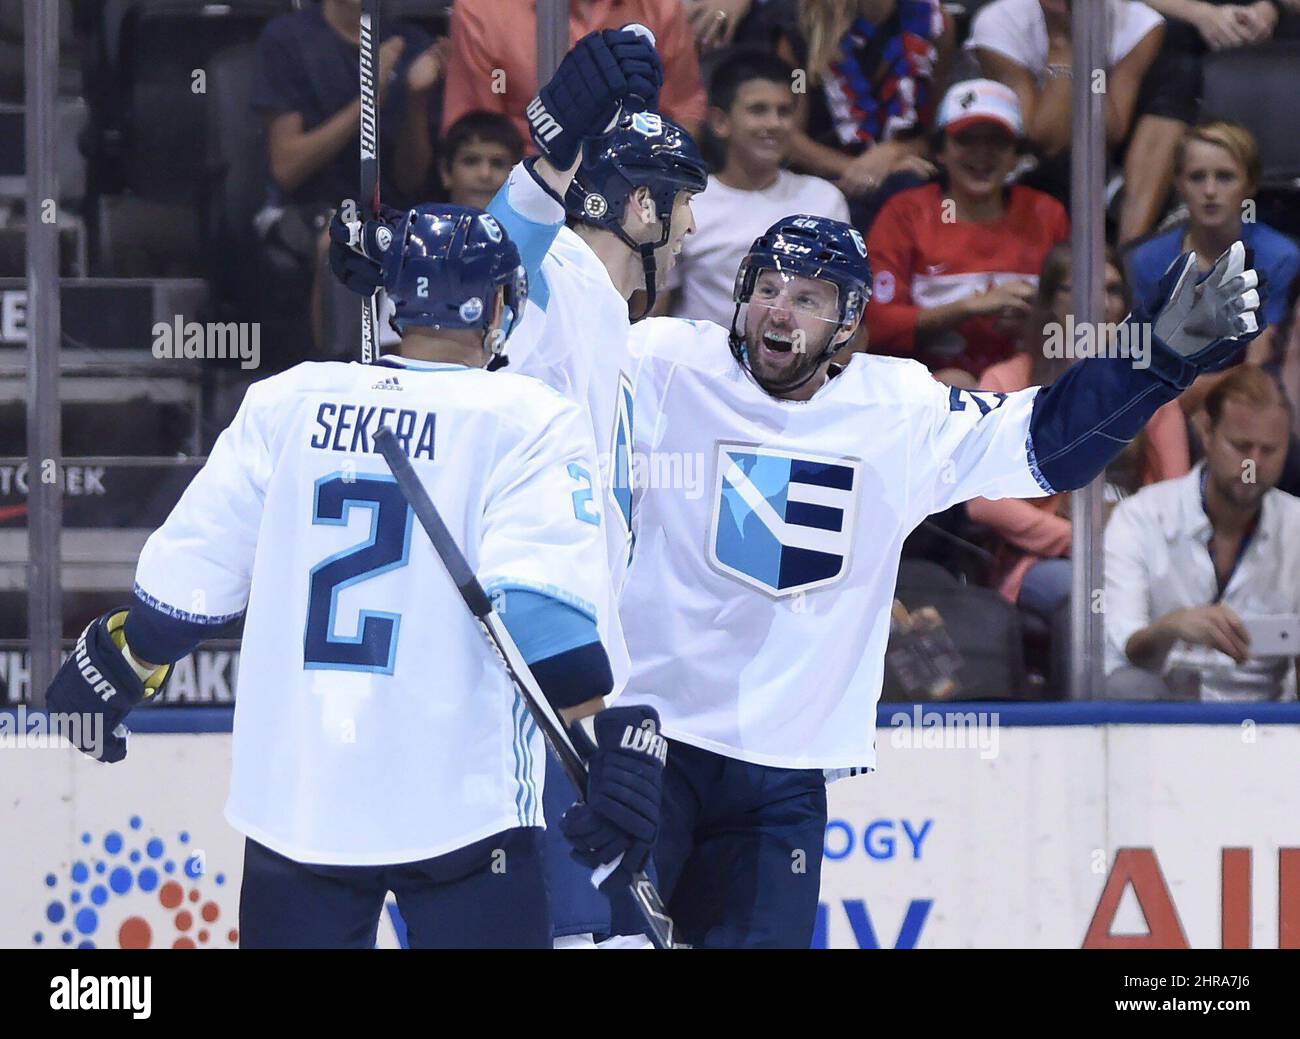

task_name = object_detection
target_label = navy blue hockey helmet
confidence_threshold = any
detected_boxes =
[564,111,707,313]
[382,204,527,353]
[729,215,874,389]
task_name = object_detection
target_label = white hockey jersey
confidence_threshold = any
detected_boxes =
[133,356,613,865]
[490,168,637,592]
[620,318,1052,770]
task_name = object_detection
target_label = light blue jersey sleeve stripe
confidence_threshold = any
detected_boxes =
[497,589,599,665]
[488,161,565,314]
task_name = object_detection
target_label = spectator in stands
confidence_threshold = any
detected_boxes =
[682,0,755,51]
[1126,120,1300,416]
[865,79,1069,385]
[323,111,526,361]
[253,0,444,358]
[968,244,1189,624]
[442,0,706,144]
[1279,278,1300,459]
[967,0,1171,245]
[774,0,949,225]
[666,48,848,326]
[1104,366,1300,701]
[436,111,525,210]
[253,0,442,209]
[1118,0,1293,244]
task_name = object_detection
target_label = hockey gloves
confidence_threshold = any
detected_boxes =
[1141,241,1265,390]
[45,610,172,763]
[526,27,663,169]
[328,201,403,297]
[561,705,667,892]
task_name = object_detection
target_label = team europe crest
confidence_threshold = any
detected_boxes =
[708,443,859,597]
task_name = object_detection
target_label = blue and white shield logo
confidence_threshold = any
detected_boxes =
[708,443,859,597]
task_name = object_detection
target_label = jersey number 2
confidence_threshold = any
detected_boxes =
[303,474,414,674]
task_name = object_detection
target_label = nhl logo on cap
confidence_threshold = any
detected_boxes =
[584,194,609,219]
[459,297,484,323]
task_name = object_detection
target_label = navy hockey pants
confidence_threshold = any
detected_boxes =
[614,738,828,948]
[238,826,549,948]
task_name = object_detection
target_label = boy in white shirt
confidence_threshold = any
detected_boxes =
[669,48,849,327]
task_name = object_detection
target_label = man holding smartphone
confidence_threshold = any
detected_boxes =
[1105,365,1300,700]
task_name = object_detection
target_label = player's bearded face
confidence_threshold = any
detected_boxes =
[741,270,843,390]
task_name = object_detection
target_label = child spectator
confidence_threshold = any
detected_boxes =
[968,244,1189,624]
[437,111,525,210]
[865,79,1069,384]
[667,48,848,326]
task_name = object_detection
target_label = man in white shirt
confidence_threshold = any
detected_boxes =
[1105,366,1300,701]
[668,48,849,327]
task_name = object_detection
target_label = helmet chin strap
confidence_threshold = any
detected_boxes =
[727,303,847,397]
[606,193,670,320]
[636,242,659,319]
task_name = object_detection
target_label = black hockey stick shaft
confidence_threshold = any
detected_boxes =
[358,0,381,363]
[373,428,681,949]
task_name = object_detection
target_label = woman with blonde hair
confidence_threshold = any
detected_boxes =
[1125,120,1300,415]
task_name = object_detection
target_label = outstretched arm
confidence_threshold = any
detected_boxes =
[916,244,1263,516]
[1029,242,1262,492]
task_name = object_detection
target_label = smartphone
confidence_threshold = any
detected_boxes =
[1242,615,1300,657]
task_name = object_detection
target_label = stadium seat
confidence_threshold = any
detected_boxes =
[891,583,1029,700]
[0,0,80,102]
[896,557,960,593]
[386,0,451,38]
[201,42,265,309]
[83,1,289,272]
[1201,42,1300,189]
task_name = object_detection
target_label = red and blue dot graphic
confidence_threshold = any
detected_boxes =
[34,815,238,949]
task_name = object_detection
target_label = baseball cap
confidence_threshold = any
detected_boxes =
[936,79,1024,138]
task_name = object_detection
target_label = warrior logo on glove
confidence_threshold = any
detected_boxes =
[620,717,668,764]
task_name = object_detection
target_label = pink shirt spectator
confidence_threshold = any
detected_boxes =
[442,0,706,146]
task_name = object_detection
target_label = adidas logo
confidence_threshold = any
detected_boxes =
[371,375,402,391]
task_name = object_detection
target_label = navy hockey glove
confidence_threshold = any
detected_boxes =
[328,200,402,296]
[45,610,171,763]
[526,27,663,169]
[560,705,667,891]
[604,25,663,114]
[1138,241,1265,389]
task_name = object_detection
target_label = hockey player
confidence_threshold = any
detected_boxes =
[332,94,708,946]
[486,109,707,947]
[615,214,1264,947]
[44,205,665,949]
[44,33,669,951]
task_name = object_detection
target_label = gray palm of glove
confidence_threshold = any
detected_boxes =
[1154,240,1261,357]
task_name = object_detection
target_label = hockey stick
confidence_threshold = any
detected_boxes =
[358,0,381,364]
[373,427,682,950]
